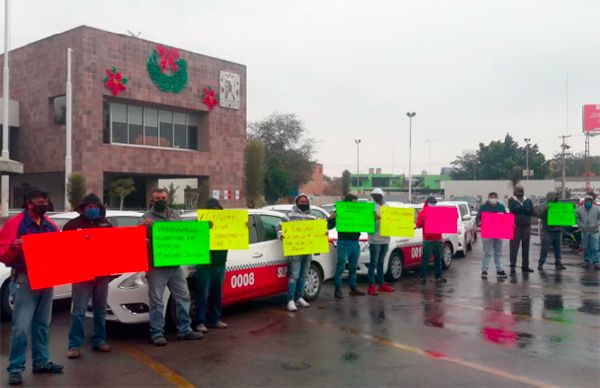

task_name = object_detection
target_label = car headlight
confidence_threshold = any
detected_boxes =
[118,272,148,289]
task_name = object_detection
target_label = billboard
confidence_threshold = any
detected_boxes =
[583,104,600,134]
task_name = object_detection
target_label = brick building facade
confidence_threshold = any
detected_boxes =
[0,26,246,209]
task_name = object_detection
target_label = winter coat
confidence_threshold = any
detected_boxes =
[576,205,600,234]
[508,196,534,226]
[368,202,391,245]
[416,201,442,241]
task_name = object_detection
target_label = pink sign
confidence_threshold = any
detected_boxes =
[480,212,515,240]
[424,206,458,234]
[583,104,600,134]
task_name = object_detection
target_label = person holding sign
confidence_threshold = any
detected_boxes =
[0,191,63,386]
[276,194,316,312]
[576,194,600,270]
[416,197,447,283]
[327,194,366,299]
[64,194,113,359]
[508,186,535,274]
[367,188,394,295]
[476,192,508,280]
[139,189,202,346]
[537,192,567,271]
[193,198,229,333]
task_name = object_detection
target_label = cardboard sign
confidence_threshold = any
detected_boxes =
[152,221,210,267]
[23,226,149,290]
[197,209,249,250]
[380,207,415,237]
[335,201,375,233]
[547,202,576,226]
[424,206,458,234]
[281,219,329,256]
[480,212,515,240]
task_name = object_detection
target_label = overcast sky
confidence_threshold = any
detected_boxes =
[3,0,599,177]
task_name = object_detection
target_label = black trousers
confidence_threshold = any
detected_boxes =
[510,224,531,269]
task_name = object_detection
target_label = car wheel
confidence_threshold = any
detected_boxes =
[442,243,453,269]
[1,281,13,321]
[385,250,403,282]
[303,262,323,301]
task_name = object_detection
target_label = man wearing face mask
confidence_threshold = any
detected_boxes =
[63,194,113,359]
[0,191,63,386]
[508,186,535,274]
[367,188,393,295]
[139,188,202,346]
[476,192,508,279]
[576,193,600,270]
[537,192,567,271]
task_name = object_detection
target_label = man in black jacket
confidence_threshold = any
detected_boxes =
[508,186,535,274]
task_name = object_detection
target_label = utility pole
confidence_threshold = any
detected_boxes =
[559,135,571,198]
[406,112,416,203]
[524,138,531,180]
[1,0,10,216]
[354,139,361,193]
[65,47,73,210]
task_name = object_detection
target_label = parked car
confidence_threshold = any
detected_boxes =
[262,204,330,220]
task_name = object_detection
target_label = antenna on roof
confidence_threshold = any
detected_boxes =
[127,30,141,38]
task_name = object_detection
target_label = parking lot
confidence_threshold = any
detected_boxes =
[1,239,599,388]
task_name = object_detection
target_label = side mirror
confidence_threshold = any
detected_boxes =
[462,215,472,221]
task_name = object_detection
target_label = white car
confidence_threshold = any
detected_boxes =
[100,209,337,325]
[262,204,331,220]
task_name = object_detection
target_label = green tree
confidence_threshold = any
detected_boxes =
[244,138,266,207]
[341,170,352,195]
[265,158,290,203]
[550,154,600,178]
[110,178,136,210]
[162,182,180,207]
[66,172,86,210]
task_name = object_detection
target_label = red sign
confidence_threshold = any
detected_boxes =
[480,212,515,240]
[424,206,458,234]
[583,104,600,134]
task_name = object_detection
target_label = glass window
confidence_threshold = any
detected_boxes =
[111,103,128,144]
[249,216,259,244]
[159,110,173,147]
[103,99,110,143]
[173,112,187,149]
[109,216,141,227]
[144,108,158,147]
[128,105,143,145]
[259,215,283,241]
[310,209,327,219]
[187,114,199,150]
[52,96,66,125]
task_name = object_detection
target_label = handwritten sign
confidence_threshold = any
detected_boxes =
[480,212,515,240]
[152,221,210,267]
[335,201,375,233]
[197,209,249,250]
[23,226,149,290]
[380,207,415,237]
[547,202,576,226]
[424,206,458,234]
[281,219,329,256]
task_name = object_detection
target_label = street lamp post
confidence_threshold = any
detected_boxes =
[524,138,531,181]
[354,139,361,193]
[406,112,416,203]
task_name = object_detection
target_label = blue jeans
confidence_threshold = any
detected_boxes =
[194,265,226,325]
[539,231,562,266]
[334,240,360,289]
[68,277,109,349]
[368,243,389,285]
[147,267,193,339]
[582,231,599,265]
[287,255,311,301]
[7,273,53,373]
[482,238,504,272]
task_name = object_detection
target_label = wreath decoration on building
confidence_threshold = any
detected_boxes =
[103,67,128,96]
[146,45,188,93]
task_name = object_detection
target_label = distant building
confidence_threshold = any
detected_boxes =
[299,163,325,195]
[350,171,450,194]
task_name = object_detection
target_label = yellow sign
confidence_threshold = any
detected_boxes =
[380,207,415,237]
[281,219,330,257]
[197,209,249,250]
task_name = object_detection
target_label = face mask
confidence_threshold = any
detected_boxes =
[153,200,167,211]
[489,198,498,205]
[297,203,310,212]
[515,193,524,198]
[372,195,383,204]
[32,204,48,217]
[584,201,593,209]
[84,207,101,220]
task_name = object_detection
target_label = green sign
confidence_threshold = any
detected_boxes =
[547,202,576,226]
[335,201,375,233]
[152,221,210,267]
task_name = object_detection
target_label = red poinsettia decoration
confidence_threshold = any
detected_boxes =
[200,87,219,110]
[103,67,128,96]
[156,45,180,73]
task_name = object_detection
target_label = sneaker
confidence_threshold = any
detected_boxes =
[207,321,229,329]
[295,298,310,308]
[334,288,344,299]
[66,348,81,359]
[497,271,508,279]
[595,264,600,271]
[481,271,488,279]
[92,343,111,352]
[33,362,64,374]
[8,372,22,386]
[349,288,366,296]
[368,284,378,295]
[287,300,298,312]
[522,267,534,273]
[537,264,544,271]
[420,276,427,284]
[178,331,203,341]
[510,268,516,275]
[581,262,591,269]
[151,336,167,346]
[435,276,447,283]
[378,283,394,293]
[555,264,566,270]
[194,324,209,333]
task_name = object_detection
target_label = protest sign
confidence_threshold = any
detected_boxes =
[335,201,375,233]
[281,219,329,256]
[424,206,458,234]
[197,209,249,250]
[480,212,515,240]
[152,221,210,267]
[380,207,415,237]
[547,202,576,226]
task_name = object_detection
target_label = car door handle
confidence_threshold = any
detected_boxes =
[252,253,263,258]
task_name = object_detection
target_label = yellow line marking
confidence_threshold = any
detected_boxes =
[122,344,196,388]
[275,310,558,388]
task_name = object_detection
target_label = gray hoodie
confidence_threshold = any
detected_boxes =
[276,194,317,239]
[576,204,600,234]
[368,202,391,245]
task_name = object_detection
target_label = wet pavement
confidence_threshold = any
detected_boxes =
[1,239,599,387]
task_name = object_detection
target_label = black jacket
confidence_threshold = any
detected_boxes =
[508,197,534,226]
[327,217,361,241]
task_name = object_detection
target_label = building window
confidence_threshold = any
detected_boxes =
[111,103,128,144]
[128,105,143,145]
[52,95,66,125]
[144,108,158,147]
